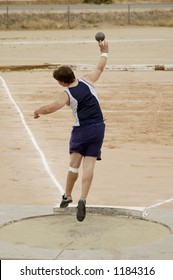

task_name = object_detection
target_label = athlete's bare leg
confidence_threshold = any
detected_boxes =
[81,156,97,199]
[65,152,83,196]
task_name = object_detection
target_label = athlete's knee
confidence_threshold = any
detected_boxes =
[69,166,79,174]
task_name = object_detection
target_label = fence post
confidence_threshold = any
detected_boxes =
[67,5,71,29]
[6,6,9,29]
[128,4,131,25]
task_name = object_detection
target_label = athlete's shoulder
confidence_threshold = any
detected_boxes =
[79,77,95,88]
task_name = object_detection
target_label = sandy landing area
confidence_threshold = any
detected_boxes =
[0,26,173,211]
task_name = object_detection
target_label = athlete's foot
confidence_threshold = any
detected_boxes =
[60,194,72,208]
[77,199,86,222]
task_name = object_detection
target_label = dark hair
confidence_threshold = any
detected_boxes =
[53,66,75,84]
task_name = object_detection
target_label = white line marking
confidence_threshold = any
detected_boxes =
[146,197,173,209]
[0,58,97,61]
[103,110,173,113]
[0,76,64,196]
[1,38,173,45]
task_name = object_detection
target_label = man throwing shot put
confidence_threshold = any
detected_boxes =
[34,40,108,222]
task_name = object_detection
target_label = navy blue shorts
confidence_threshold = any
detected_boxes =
[69,122,105,160]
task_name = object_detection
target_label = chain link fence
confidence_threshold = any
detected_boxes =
[0,3,173,29]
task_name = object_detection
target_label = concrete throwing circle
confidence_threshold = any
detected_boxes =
[0,214,170,250]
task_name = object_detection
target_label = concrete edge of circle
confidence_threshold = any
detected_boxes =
[53,204,149,219]
[0,205,147,230]
[0,205,170,232]
[53,205,172,233]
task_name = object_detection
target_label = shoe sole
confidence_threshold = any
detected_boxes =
[60,199,72,208]
[77,200,86,222]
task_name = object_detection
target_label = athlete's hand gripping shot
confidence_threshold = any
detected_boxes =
[34,40,109,222]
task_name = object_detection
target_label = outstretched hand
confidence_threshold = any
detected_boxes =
[34,111,40,119]
[99,40,108,53]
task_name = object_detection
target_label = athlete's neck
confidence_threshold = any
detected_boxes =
[68,79,78,88]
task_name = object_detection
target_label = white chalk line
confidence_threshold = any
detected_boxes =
[0,58,97,62]
[1,58,172,64]
[0,76,64,196]
[103,109,173,113]
[1,38,173,45]
[145,197,173,210]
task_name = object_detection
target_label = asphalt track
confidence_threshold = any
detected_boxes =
[0,3,173,12]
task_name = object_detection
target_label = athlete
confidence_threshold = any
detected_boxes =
[34,40,108,222]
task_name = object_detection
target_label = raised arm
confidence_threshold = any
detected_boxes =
[83,40,109,84]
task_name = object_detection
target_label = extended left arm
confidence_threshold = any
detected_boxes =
[34,92,68,119]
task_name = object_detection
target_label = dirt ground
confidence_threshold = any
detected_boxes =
[0,26,173,211]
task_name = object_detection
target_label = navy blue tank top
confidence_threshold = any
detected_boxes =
[65,78,104,126]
